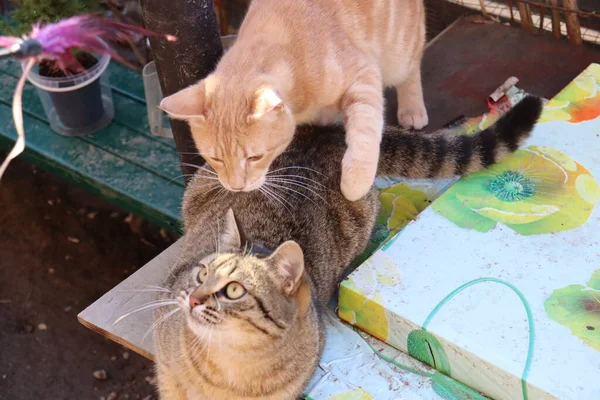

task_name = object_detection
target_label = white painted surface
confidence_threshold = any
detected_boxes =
[352,116,600,399]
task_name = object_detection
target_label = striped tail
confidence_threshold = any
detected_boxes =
[377,96,543,179]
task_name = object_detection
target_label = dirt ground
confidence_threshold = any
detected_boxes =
[0,157,177,400]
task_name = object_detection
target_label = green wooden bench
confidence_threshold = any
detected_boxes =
[0,57,185,233]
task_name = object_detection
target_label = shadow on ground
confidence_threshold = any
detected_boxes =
[0,158,177,400]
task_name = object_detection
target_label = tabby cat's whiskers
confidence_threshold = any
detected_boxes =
[117,284,172,294]
[142,307,180,343]
[113,300,178,326]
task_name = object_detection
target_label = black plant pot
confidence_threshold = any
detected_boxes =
[26,53,114,136]
[48,77,105,130]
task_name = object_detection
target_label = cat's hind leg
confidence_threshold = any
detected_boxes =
[396,64,428,130]
[340,66,384,201]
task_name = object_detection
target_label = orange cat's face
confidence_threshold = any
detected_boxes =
[160,80,296,192]
[192,112,295,192]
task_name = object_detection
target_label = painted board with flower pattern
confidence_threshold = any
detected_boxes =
[339,63,600,400]
[302,309,489,400]
[300,80,533,400]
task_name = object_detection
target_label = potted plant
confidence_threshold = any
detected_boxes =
[7,0,114,136]
[27,46,113,136]
[0,13,176,179]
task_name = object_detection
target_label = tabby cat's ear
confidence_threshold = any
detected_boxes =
[248,87,285,120]
[160,81,206,121]
[268,241,305,295]
[218,209,247,251]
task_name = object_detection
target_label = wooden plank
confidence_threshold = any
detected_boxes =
[0,58,174,147]
[0,76,185,187]
[383,17,600,130]
[548,0,563,39]
[0,102,184,233]
[0,17,187,232]
[107,61,147,101]
[0,63,183,185]
[518,2,535,32]
[78,240,182,360]
[562,0,583,45]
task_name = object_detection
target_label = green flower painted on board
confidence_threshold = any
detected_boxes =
[432,146,599,235]
[545,269,600,351]
[375,183,431,244]
[407,329,490,399]
[354,183,434,268]
[431,372,489,400]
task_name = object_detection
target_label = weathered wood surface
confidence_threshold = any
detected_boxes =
[78,240,182,360]
[383,16,599,130]
[0,58,185,233]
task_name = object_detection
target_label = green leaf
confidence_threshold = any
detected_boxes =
[407,329,451,375]
[431,372,490,400]
[588,269,600,291]
[7,0,103,35]
[544,269,600,352]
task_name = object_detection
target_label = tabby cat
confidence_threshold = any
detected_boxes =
[160,0,428,202]
[154,97,542,400]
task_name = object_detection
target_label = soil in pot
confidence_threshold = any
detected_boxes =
[39,52,105,131]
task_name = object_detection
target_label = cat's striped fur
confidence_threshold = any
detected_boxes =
[154,97,542,400]
[378,96,543,178]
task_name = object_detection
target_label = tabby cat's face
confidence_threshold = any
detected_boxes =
[168,210,309,349]
[173,252,297,346]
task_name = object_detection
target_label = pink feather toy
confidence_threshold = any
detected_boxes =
[0,14,176,179]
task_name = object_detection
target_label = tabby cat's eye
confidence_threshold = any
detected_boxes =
[224,282,246,300]
[248,154,264,162]
[197,266,208,283]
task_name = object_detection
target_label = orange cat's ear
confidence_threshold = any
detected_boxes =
[268,241,305,295]
[248,87,285,120]
[160,82,206,121]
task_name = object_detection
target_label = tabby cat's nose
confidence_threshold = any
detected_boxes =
[189,295,207,309]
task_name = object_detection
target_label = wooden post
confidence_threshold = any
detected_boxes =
[547,0,562,39]
[214,0,229,35]
[562,0,583,45]
[139,0,224,181]
[478,0,490,19]
[538,4,545,34]
[517,2,534,32]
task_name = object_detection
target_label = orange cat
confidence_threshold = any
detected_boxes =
[161,0,427,201]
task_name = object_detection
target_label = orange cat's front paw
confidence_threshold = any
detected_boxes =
[340,153,377,201]
[397,105,429,130]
